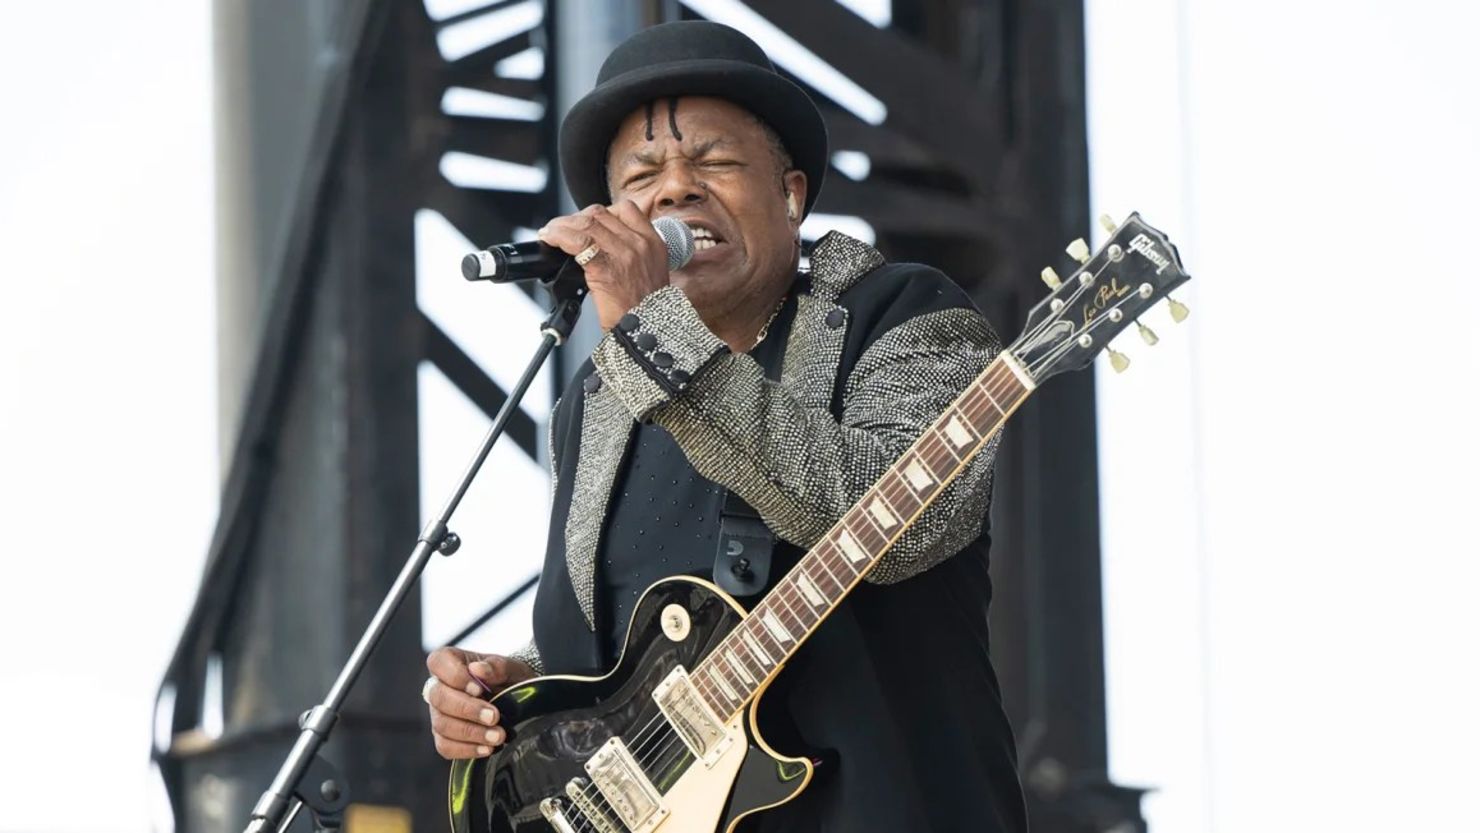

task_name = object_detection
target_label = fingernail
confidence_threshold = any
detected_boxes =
[476,745,492,756]
[464,681,483,696]
[469,661,493,677]
[479,708,496,725]
[485,728,503,745]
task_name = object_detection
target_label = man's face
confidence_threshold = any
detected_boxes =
[605,96,806,318]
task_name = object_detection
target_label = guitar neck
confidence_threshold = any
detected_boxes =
[690,351,1038,719]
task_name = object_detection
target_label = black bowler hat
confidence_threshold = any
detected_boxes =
[559,21,828,217]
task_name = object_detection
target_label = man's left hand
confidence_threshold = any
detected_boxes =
[538,201,672,331]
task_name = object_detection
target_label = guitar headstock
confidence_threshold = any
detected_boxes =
[1009,212,1191,383]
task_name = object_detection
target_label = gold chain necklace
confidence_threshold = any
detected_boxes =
[751,296,787,349]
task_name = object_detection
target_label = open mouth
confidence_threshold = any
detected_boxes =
[685,222,726,253]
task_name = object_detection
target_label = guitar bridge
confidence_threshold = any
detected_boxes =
[653,666,733,767]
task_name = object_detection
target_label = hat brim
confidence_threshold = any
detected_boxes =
[560,58,828,217]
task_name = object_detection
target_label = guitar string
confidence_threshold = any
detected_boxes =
[556,364,1033,815]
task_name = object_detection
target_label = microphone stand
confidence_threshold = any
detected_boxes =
[243,266,587,833]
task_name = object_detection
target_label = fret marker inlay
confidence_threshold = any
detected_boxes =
[944,415,973,447]
[741,630,773,665]
[904,459,934,490]
[761,610,794,643]
[724,650,754,684]
[795,574,826,606]
[837,530,868,564]
[867,496,898,529]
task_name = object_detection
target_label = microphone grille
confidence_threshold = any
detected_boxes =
[652,216,695,271]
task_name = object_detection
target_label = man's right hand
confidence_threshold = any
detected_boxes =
[425,647,536,759]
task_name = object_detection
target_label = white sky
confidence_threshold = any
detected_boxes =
[2,1,1477,831]
[0,2,215,831]
[1089,1,1480,831]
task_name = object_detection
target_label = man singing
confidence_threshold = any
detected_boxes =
[423,20,1026,832]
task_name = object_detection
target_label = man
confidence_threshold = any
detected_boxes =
[424,21,1027,832]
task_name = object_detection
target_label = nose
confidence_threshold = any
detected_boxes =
[653,162,707,210]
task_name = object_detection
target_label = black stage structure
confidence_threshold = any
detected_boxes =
[156,1,1144,830]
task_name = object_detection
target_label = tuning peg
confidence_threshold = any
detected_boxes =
[1136,321,1159,346]
[1040,266,1062,290]
[1166,296,1190,323]
[1106,348,1131,373]
[1066,238,1091,264]
[1099,214,1119,234]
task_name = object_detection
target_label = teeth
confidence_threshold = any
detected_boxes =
[694,238,718,251]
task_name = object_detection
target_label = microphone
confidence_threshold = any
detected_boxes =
[461,216,695,283]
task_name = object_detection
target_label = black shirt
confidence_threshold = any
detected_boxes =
[595,292,797,662]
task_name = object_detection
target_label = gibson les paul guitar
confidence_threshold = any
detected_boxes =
[449,213,1191,833]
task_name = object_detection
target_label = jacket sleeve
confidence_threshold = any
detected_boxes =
[590,275,1001,585]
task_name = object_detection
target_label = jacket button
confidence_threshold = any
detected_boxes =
[583,374,602,393]
[825,308,846,329]
[617,313,640,333]
[669,369,691,386]
[652,351,674,369]
[635,332,658,351]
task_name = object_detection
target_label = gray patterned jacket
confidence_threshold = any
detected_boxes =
[513,231,1001,674]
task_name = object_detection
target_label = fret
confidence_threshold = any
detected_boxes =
[884,470,925,516]
[835,528,870,566]
[694,669,732,715]
[806,556,846,597]
[747,616,787,658]
[942,410,978,448]
[927,427,965,465]
[866,494,900,531]
[823,541,861,578]
[901,455,936,494]
[764,590,809,636]
[779,583,819,628]
[971,376,1006,418]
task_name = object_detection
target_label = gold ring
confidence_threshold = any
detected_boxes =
[421,675,438,704]
[574,244,601,266]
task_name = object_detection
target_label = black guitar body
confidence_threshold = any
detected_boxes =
[449,577,813,833]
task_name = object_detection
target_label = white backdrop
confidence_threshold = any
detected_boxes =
[1088,1,1480,831]
[0,2,215,831]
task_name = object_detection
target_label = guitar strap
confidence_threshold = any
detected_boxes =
[713,491,775,598]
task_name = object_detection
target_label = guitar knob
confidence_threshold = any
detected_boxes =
[1099,214,1119,234]
[1166,296,1190,323]
[1107,348,1131,373]
[1066,238,1091,264]
[1136,322,1159,346]
[1040,267,1062,290]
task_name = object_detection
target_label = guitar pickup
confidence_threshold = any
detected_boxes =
[653,666,734,767]
[584,736,669,832]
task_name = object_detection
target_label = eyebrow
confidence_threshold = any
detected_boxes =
[614,136,735,171]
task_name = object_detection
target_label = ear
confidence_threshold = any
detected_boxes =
[783,169,807,225]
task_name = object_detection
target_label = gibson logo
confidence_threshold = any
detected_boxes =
[1129,233,1170,274]
[1082,277,1130,327]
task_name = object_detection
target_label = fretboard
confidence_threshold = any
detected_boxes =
[687,352,1036,719]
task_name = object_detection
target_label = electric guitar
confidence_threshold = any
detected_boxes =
[448,213,1191,833]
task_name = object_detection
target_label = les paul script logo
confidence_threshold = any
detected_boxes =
[1082,277,1130,327]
